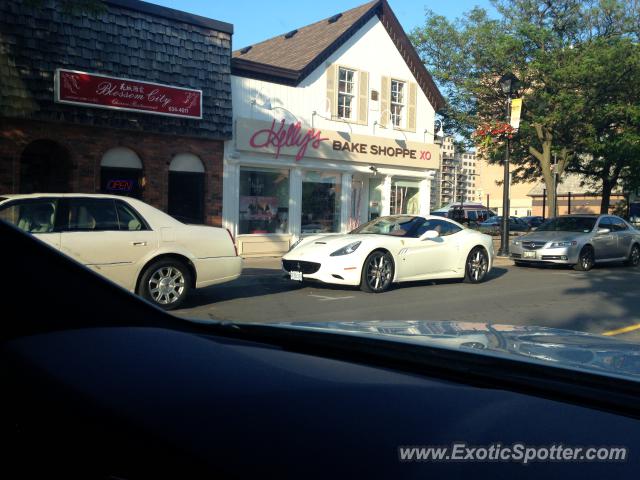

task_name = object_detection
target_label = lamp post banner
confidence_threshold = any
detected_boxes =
[510,98,523,130]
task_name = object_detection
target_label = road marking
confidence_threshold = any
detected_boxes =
[308,293,354,301]
[602,323,640,336]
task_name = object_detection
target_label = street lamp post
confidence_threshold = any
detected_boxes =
[497,73,519,257]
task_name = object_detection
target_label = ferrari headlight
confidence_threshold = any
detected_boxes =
[550,241,577,248]
[330,241,362,256]
[288,238,303,252]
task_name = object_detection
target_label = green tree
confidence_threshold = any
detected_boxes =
[564,37,640,212]
[411,0,638,215]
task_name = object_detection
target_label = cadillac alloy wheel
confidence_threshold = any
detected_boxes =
[139,259,191,310]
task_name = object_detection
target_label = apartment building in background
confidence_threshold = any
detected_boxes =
[432,137,481,210]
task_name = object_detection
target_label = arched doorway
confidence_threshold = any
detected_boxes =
[19,140,72,193]
[100,147,143,199]
[168,153,205,224]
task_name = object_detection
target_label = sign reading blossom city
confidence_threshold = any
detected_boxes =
[54,69,202,119]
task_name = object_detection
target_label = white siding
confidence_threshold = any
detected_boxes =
[231,16,436,144]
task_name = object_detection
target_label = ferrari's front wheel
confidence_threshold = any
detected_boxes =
[360,251,394,293]
[464,247,489,283]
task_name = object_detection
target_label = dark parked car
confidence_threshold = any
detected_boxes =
[521,216,545,229]
[447,205,496,226]
[477,216,530,234]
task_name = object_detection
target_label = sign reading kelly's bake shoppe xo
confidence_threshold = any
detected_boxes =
[236,118,440,169]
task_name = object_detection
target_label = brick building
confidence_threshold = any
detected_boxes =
[0,0,233,225]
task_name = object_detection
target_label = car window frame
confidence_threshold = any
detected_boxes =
[60,197,122,233]
[114,199,151,231]
[0,197,62,234]
[611,216,628,232]
[417,218,463,237]
[597,216,613,231]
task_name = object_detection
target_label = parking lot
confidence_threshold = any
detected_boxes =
[174,257,640,341]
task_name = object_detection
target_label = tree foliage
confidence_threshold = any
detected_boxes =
[411,0,640,214]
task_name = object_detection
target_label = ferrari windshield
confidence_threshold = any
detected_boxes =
[536,217,597,233]
[350,216,423,237]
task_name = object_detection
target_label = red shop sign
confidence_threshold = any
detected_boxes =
[54,68,202,119]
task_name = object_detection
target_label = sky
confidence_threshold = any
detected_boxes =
[147,0,496,50]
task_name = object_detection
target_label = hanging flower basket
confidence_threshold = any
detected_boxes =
[472,122,515,151]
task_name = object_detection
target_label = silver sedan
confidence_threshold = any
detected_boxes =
[510,214,640,271]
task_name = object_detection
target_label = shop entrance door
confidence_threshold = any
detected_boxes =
[391,179,421,215]
[168,172,205,224]
[349,177,364,231]
[168,154,206,224]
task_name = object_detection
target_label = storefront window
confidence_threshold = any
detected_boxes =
[302,171,341,233]
[391,179,420,215]
[239,168,289,234]
[369,178,383,221]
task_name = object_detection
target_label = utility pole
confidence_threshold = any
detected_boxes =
[498,94,512,256]
[552,152,558,217]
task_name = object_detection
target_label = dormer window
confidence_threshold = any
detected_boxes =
[337,67,356,119]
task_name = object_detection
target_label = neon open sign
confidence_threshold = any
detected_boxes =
[107,179,134,192]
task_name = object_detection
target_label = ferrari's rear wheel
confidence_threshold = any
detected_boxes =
[360,251,394,293]
[464,247,489,283]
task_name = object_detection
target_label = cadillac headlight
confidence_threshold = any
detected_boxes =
[550,241,577,248]
[330,241,362,256]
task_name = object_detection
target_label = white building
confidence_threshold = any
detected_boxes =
[223,0,444,256]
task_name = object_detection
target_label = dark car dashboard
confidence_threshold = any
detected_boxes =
[2,220,640,479]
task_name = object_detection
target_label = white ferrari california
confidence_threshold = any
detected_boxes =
[282,215,494,292]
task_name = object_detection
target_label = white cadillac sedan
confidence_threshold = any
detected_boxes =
[0,193,242,310]
[282,215,494,292]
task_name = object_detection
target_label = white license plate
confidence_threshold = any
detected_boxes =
[523,251,537,259]
[290,271,303,281]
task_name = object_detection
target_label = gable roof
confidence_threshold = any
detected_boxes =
[231,0,445,111]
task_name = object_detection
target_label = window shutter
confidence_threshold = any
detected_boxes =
[357,70,369,125]
[380,76,390,128]
[326,65,337,118]
[407,82,417,132]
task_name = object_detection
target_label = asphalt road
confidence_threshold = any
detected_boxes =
[173,257,640,341]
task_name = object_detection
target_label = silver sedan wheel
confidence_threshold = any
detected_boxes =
[148,266,186,305]
[629,245,640,267]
